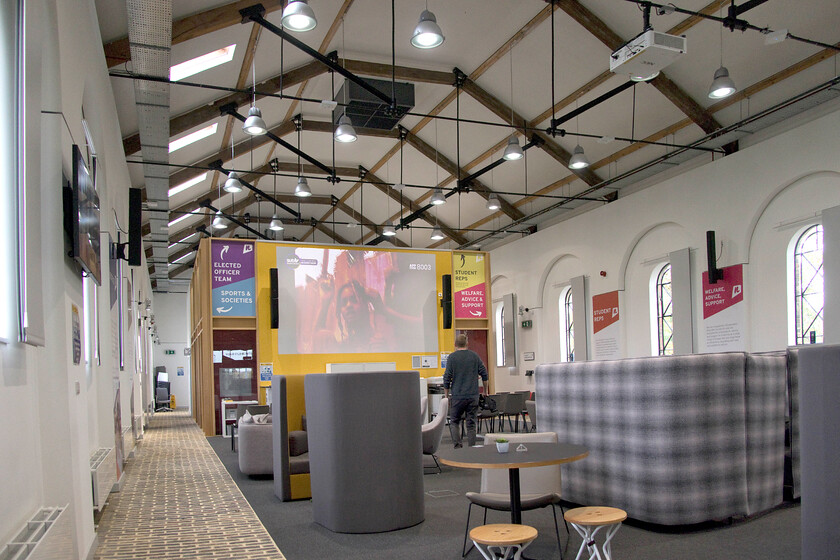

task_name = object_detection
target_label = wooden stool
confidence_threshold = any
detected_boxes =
[469,524,538,560]
[564,506,627,560]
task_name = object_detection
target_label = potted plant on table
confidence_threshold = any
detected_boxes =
[495,437,509,453]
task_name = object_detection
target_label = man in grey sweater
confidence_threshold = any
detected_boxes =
[443,334,488,448]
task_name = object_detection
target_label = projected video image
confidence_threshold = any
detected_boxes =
[275,247,439,355]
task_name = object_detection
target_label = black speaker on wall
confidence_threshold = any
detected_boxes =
[441,274,452,329]
[270,268,279,329]
[127,188,142,266]
[706,230,723,284]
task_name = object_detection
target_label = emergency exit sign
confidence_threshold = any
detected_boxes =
[165,350,175,355]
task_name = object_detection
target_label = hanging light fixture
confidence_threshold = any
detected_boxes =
[708,66,736,99]
[410,8,444,49]
[709,11,736,100]
[430,225,444,240]
[294,176,311,197]
[430,188,446,205]
[334,114,357,143]
[223,171,243,193]
[212,210,227,229]
[503,135,523,161]
[503,45,523,161]
[486,193,501,211]
[568,144,590,169]
[382,221,397,236]
[281,0,317,32]
[243,106,267,135]
[268,159,283,230]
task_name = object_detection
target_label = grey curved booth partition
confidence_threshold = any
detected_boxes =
[305,371,425,533]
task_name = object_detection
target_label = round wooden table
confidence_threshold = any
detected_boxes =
[437,442,589,524]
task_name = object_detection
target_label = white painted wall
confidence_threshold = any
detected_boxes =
[152,293,192,410]
[490,105,840,391]
[0,1,154,557]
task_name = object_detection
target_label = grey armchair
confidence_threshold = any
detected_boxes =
[422,397,449,473]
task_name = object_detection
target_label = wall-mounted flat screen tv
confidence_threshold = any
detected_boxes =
[64,144,101,285]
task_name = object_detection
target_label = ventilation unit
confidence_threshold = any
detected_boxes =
[333,77,415,131]
[610,30,687,80]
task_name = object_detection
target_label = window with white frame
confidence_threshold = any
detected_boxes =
[494,301,505,367]
[650,263,673,356]
[559,286,574,362]
[792,224,824,345]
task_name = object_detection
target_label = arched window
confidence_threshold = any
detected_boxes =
[793,224,824,345]
[559,287,574,362]
[494,301,505,367]
[651,263,673,355]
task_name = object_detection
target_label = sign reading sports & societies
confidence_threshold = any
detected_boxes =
[212,240,255,316]
[592,290,622,360]
[454,253,487,319]
[701,264,745,352]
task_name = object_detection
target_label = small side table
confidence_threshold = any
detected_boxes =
[469,524,538,560]
[564,506,627,560]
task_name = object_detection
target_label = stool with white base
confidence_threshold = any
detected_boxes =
[564,506,627,560]
[469,524,538,560]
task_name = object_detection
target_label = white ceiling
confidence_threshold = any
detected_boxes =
[95,0,840,289]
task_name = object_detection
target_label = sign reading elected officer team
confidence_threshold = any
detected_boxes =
[211,240,256,317]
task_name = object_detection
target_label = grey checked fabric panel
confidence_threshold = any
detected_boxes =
[536,352,786,525]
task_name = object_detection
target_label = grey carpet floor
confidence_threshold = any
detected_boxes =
[208,435,801,560]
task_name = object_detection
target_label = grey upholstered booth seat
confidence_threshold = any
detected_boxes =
[536,352,787,525]
[238,419,273,475]
[305,371,425,533]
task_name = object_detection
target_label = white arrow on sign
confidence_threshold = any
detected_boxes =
[220,245,229,259]
[470,310,483,317]
[216,306,233,313]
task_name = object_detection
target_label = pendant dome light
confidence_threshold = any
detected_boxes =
[503,135,523,161]
[212,210,227,229]
[430,188,445,205]
[709,11,736,100]
[281,0,317,32]
[382,222,397,236]
[243,106,267,135]
[430,225,444,241]
[708,66,736,99]
[334,114,357,143]
[294,176,311,197]
[568,144,590,169]
[223,171,243,193]
[410,9,444,49]
[503,45,523,161]
[486,192,501,211]
[269,159,283,231]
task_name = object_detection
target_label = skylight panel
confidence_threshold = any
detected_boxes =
[168,172,207,198]
[170,44,236,82]
[168,213,193,229]
[169,123,218,153]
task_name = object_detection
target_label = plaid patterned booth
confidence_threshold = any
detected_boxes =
[535,352,787,525]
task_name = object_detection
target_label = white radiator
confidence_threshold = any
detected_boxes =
[90,447,116,512]
[0,505,74,560]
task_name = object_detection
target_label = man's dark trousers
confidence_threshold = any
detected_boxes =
[449,396,479,447]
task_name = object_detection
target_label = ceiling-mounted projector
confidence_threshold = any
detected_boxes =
[610,30,686,82]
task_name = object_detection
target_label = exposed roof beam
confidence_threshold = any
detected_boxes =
[401,127,525,221]
[457,74,603,187]
[104,0,284,67]
[122,59,324,155]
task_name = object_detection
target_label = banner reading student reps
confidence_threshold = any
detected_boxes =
[592,290,623,360]
[212,240,255,317]
[454,253,487,319]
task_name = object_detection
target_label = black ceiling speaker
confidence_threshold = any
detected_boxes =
[128,188,142,266]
